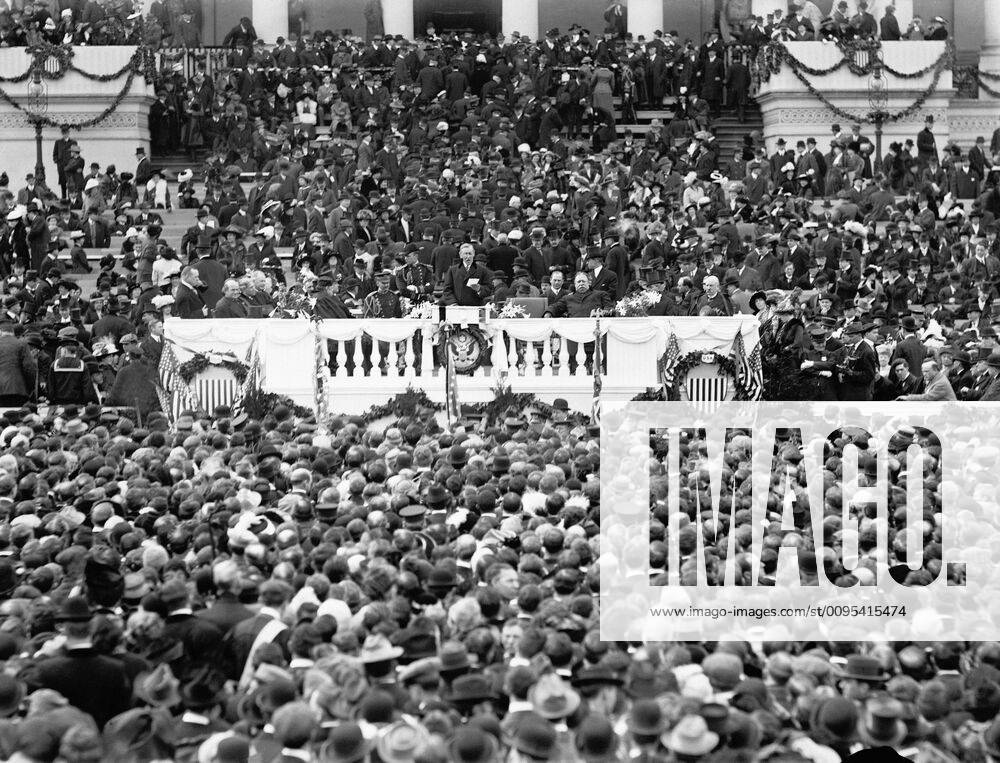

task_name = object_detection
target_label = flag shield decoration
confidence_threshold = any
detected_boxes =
[685,372,731,402]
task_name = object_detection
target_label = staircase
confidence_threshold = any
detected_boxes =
[709,102,765,162]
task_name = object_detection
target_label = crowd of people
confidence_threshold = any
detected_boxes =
[0,2,999,761]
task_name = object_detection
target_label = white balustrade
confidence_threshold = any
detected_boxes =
[164,317,760,415]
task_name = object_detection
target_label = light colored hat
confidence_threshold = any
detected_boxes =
[84,178,100,192]
[255,225,275,238]
[782,162,796,172]
[178,169,193,183]
[663,715,719,756]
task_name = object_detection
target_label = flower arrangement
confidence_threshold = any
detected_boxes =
[269,287,313,318]
[403,300,438,320]
[612,290,661,317]
[496,302,529,319]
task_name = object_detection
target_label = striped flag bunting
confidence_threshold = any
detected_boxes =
[745,342,764,401]
[231,339,260,418]
[657,333,682,395]
[591,319,602,424]
[445,327,461,426]
[156,340,198,421]
[730,327,764,401]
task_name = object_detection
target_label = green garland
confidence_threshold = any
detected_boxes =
[976,74,1000,99]
[178,353,250,384]
[241,388,311,420]
[631,387,666,402]
[0,64,138,130]
[784,48,949,125]
[0,45,153,130]
[760,39,953,83]
[358,387,444,424]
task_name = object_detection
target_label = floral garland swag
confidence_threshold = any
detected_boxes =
[756,39,954,126]
[0,42,155,131]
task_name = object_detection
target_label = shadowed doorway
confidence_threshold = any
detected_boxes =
[414,0,502,36]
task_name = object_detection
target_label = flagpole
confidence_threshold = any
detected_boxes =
[591,318,602,425]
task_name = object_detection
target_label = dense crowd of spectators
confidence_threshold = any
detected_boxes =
[0,3,998,761]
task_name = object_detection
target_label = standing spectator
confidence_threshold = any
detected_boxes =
[917,115,938,171]
[726,51,751,123]
[442,243,492,306]
[700,46,725,120]
[0,321,37,405]
[174,266,207,318]
[52,125,74,199]
[880,4,901,40]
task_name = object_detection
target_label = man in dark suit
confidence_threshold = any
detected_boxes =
[19,598,131,729]
[81,208,110,249]
[726,52,751,123]
[543,270,570,307]
[586,249,619,297]
[195,561,254,635]
[175,267,208,319]
[225,579,293,683]
[602,230,630,298]
[442,244,493,306]
[213,279,249,318]
[880,5,901,40]
[192,236,228,311]
[890,315,926,375]
[837,322,879,401]
[160,579,225,679]
[53,125,74,199]
[0,321,37,406]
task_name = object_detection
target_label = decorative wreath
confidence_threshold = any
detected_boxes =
[665,351,739,399]
[178,352,250,384]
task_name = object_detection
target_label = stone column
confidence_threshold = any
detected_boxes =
[982,0,1000,83]
[502,0,539,42]
[381,0,414,40]
[627,0,663,39]
[252,0,289,43]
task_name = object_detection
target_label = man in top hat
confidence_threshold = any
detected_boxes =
[916,116,937,172]
[890,315,927,376]
[837,321,879,400]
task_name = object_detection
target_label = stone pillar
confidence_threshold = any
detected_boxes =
[982,0,1000,83]
[627,0,663,39]
[252,0,288,43]
[381,0,414,40]
[502,0,539,42]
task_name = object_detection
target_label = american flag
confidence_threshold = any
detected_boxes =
[745,343,764,400]
[156,340,197,421]
[658,333,682,394]
[445,328,461,426]
[730,329,764,401]
[591,319,602,424]
[155,341,177,419]
[232,339,260,418]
